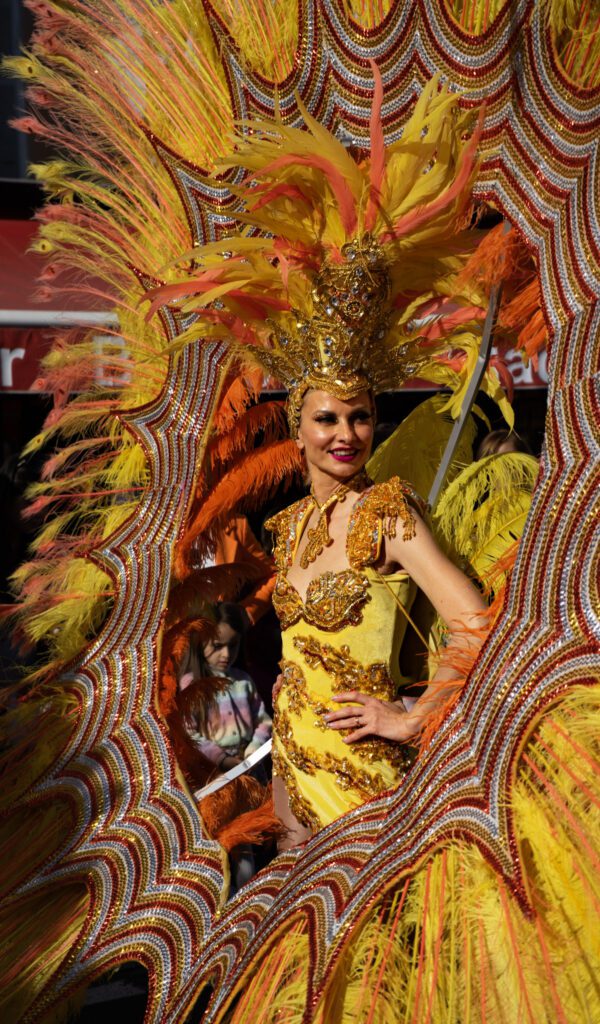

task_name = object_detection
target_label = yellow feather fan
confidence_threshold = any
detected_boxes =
[432,452,540,590]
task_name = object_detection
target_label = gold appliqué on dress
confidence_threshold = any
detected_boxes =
[299,483,350,568]
[272,569,370,631]
[347,476,422,568]
[278,661,307,717]
[278,658,332,730]
[280,647,412,772]
[293,635,396,699]
[272,695,323,830]
[265,496,312,571]
[271,744,321,831]
[272,575,303,629]
[273,706,396,827]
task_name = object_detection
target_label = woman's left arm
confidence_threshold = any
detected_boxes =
[325,511,488,744]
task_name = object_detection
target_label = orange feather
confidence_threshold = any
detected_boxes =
[208,401,287,470]
[175,440,302,579]
[365,60,385,232]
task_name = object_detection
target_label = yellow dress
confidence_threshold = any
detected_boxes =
[266,476,424,832]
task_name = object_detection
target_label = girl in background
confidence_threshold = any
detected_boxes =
[178,602,273,890]
[178,601,272,776]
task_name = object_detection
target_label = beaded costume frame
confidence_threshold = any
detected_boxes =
[3,3,599,1022]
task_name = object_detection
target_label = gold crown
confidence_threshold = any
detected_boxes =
[256,235,424,434]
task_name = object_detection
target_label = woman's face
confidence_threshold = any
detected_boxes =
[203,621,241,675]
[297,389,374,482]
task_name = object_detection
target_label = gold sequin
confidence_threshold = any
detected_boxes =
[277,652,412,772]
[299,483,350,568]
[347,476,421,568]
[272,569,370,631]
[271,743,321,831]
[265,497,311,571]
[279,658,333,730]
[278,660,308,717]
[293,635,395,698]
[290,638,413,770]
[274,707,396,806]
[266,476,424,580]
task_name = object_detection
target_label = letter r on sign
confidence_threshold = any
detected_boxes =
[1,348,26,388]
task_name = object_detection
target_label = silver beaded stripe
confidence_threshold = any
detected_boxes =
[26,341,231,1021]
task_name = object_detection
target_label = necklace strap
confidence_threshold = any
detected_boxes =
[309,481,349,512]
[302,472,371,569]
[309,470,371,511]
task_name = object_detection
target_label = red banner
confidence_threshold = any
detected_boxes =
[0,328,549,394]
[0,328,54,391]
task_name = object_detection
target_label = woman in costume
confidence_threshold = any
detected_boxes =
[143,73,503,852]
[266,383,487,848]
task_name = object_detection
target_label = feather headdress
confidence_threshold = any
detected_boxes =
[145,66,509,433]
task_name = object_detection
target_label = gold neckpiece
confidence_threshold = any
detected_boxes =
[299,484,350,569]
[299,473,370,570]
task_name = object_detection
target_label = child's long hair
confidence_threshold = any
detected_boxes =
[178,601,247,681]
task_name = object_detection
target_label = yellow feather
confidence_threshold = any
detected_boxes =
[367,394,477,500]
[432,452,539,585]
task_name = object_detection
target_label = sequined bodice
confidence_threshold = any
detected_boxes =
[267,476,423,634]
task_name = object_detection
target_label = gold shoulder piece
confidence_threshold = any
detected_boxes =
[347,476,423,568]
[264,496,312,571]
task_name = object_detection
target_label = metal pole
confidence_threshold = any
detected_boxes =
[427,277,504,509]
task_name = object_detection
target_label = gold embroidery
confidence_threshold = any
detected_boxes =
[272,742,321,831]
[347,476,420,568]
[299,483,350,568]
[279,651,412,772]
[279,660,307,717]
[265,497,312,571]
[272,569,370,631]
[303,569,370,628]
[272,575,302,630]
[267,477,424,579]
[274,707,395,802]
[293,636,395,699]
[279,658,330,729]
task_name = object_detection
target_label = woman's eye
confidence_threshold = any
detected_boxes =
[315,415,336,423]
